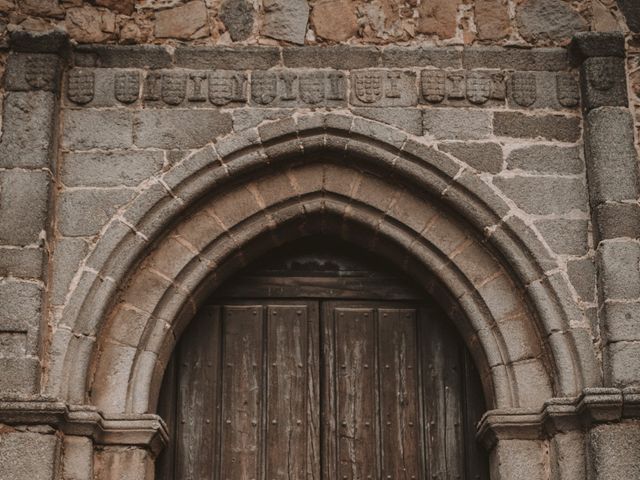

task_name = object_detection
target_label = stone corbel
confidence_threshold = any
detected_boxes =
[477,388,640,449]
[0,400,168,455]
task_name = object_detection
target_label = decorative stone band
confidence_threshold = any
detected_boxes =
[477,387,640,449]
[0,401,168,455]
[58,66,580,111]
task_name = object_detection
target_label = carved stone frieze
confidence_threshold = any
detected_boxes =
[350,70,417,106]
[250,70,347,106]
[419,68,506,106]
[61,66,580,110]
[209,71,247,105]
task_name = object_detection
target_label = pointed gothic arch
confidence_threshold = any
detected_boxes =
[47,113,598,416]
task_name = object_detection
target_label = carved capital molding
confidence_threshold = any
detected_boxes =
[477,388,640,449]
[0,400,168,455]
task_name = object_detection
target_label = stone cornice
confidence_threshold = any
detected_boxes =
[0,400,168,455]
[2,388,638,454]
[477,388,640,449]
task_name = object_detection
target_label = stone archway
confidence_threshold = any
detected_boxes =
[49,114,596,409]
[44,113,600,480]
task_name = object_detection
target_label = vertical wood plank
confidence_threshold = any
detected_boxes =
[321,302,337,480]
[419,307,465,480]
[379,308,422,480]
[174,306,221,480]
[335,307,378,480]
[156,353,177,480]
[307,302,321,480]
[265,304,309,480]
[463,351,490,480]
[220,305,263,480]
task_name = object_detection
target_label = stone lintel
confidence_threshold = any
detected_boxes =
[569,32,626,63]
[0,401,168,455]
[69,43,571,72]
[9,29,69,54]
[477,388,637,449]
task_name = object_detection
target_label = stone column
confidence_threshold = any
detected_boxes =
[0,31,66,395]
[572,32,640,480]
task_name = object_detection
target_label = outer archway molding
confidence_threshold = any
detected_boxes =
[47,112,598,418]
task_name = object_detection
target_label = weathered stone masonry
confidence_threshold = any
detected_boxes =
[0,28,639,479]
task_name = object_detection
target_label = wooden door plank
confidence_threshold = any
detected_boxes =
[175,306,221,480]
[378,308,422,480]
[265,304,310,480]
[220,305,264,480]
[307,302,321,480]
[156,353,177,480]
[463,351,490,480]
[419,307,465,480]
[320,302,338,480]
[335,307,378,480]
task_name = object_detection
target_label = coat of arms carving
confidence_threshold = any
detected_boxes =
[420,70,446,103]
[252,72,278,105]
[209,72,246,106]
[25,56,57,90]
[511,72,537,107]
[299,73,325,104]
[143,72,162,101]
[354,72,383,104]
[466,71,491,105]
[162,72,186,105]
[114,71,140,104]
[556,72,579,108]
[67,69,95,105]
[447,72,466,99]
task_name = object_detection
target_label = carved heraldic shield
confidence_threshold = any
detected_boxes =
[209,72,240,106]
[252,72,278,105]
[354,72,383,104]
[67,69,95,105]
[556,73,579,108]
[466,72,491,105]
[25,56,56,89]
[511,72,537,107]
[114,71,140,104]
[162,72,186,105]
[421,70,446,103]
[299,74,325,104]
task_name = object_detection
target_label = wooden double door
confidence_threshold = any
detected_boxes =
[157,299,488,480]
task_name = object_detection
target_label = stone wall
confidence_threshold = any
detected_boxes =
[0,3,639,480]
[0,0,605,47]
[1,1,640,145]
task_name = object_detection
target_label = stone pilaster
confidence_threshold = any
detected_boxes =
[572,32,640,389]
[0,31,67,395]
[573,32,640,476]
